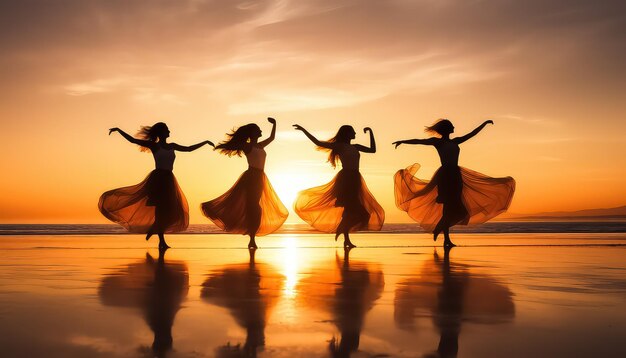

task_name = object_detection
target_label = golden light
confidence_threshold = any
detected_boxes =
[270,172,299,211]
[280,235,300,299]
[268,168,325,218]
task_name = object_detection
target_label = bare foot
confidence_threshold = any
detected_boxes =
[159,242,170,250]
[248,240,258,250]
[344,240,357,249]
[443,240,456,248]
[145,232,153,241]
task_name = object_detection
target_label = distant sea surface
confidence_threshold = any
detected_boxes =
[1,221,625,235]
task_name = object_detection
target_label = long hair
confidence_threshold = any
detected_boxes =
[321,125,354,168]
[425,119,454,137]
[136,122,168,152]
[215,123,260,157]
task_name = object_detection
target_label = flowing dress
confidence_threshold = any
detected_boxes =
[394,139,515,232]
[98,147,189,233]
[295,143,385,233]
[201,146,288,236]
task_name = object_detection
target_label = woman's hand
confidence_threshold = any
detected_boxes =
[485,120,494,125]
[363,127,372,133]
[267,117,276,124]
[206,140,215,147]
[108,127,119,135]
[392,140,404,148]
[293,124,305,132]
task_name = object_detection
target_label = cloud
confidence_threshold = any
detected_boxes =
[64,76,146,96]
[1,0,624,112]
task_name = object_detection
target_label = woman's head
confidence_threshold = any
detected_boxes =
[321,125,356,168]
[136,122,170,151]
[333,125,356,143]
[215,123,261,156]
[425,119,454,137]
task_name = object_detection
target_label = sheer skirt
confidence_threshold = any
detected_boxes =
[201,168,288,236]
[295,169,385,233]
[394,163,515,232]
[98,169,189,233]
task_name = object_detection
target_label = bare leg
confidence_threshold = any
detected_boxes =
[335,215,347,242]
[338,204,367,248]
[247,234,258,250]
[335,220,344,241]
[443,227,456,247]
[158,233,170,250]
[245,189,262,248]
[151,205,165,243]
[433,220,444,242]
[343,231,356,248]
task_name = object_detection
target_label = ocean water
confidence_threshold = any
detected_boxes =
[1,221,625,235]
[1,235,625,357]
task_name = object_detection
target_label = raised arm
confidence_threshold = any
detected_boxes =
[354,127,376,153]
[292,124,333,149]
[392,137,437,148]
[109,127,155,150]
[170,140,214,152]
[258,117,277,148]
[453,120,493,144]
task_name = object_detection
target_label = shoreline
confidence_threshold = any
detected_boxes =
[1,221,626,236]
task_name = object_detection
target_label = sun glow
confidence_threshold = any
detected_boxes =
[269,169,323,218]
[270,173,299,212]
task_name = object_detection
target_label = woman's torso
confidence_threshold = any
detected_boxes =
[435,139,459,168]
[246,146,266,170]
[153,146,175,171]
[337,143,360,170]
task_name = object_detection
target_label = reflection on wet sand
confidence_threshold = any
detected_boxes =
[298,248,385,357]
[98,250,189,357]
[201,249,284,357]
[395,248,515,358]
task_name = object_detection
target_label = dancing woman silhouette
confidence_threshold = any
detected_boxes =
[393,119,515,247]
[99,123,213,249]
[201,118,288,249]
[293,125,384,248]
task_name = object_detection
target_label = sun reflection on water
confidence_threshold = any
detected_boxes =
[280,235,300,299]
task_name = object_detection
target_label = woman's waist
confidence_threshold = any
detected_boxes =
[438,164,460,171]
[339,167,360,172]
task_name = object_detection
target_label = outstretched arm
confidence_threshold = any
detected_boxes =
[453,120,493,144]
[392,137,437,148]
[258,117,277,148]
[354,127,376,153]
[109,127,155,150]
[292,124,333,149]
[170,140,214,152]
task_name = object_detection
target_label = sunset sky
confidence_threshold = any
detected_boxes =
[0,0,624,223]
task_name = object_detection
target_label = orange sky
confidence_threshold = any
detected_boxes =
[0,0,625,223]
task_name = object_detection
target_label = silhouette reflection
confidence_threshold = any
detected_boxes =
[298,248,385,357]
[98,250,189,357]
[201,250,284,357]
[394,248,515,357]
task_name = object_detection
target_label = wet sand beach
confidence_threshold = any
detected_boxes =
[1,233,625,357]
